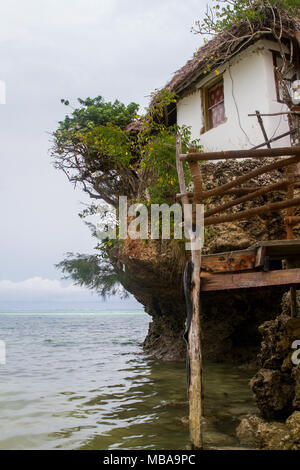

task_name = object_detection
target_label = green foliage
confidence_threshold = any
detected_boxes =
[54,97,138,185]
[193,0,299,36]
[52,90,201,206]
[53,91,202,296]
[59,96,139,131]
[140,126,201,203]
[56,248,127,299]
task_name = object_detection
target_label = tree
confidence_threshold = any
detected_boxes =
[52,93,198,296]
[51,92,196,208]
[52,97,140,207]
[56,251,126,299]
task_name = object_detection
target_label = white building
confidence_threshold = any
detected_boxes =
[162,17,299,152]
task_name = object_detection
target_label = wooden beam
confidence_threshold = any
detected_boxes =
[204,180,288,218]
[200,155,300,199]
[180,146,300,162]
[176,181,300,199]
[205,196,300,226]
[200,268,300,292]
[251,129,297,150]
[248,112,294,117]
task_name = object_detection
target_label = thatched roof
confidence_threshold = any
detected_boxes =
[164,10,300,98]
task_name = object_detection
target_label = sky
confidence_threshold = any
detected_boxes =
[0,0,207,304]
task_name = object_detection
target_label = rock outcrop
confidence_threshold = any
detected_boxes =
[237,411,300,450]
[250,292,300,418]
[236,292,300,449]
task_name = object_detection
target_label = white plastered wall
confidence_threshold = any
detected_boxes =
[176,39,290,152]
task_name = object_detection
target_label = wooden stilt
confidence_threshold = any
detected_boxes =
[176,134,204,450]
[188,151,204,450]
[188,247,203,450]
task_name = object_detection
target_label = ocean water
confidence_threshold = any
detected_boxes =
[0,307,257,450]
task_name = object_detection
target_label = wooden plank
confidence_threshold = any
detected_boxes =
[202,250,256,273]
[201,240,300,273]
[250,239,300,257]
[200,268,300,292]
[251,239,300,248]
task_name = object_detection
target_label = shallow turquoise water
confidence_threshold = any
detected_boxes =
[0,311,257,449]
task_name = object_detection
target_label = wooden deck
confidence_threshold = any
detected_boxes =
[201,239,300,292]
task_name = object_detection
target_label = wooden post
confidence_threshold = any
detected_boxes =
[176,134,204,450]
[188,148,203,450]
[255,110,271,149]
[188,243,203,450]
[175,133,189,208]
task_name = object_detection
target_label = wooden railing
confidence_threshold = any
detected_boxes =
[176,138,300,238]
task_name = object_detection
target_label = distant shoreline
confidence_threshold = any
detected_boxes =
[0,301,146,315]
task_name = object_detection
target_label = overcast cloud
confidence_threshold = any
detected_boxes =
[0,0,207,303]
[0,277,90,300]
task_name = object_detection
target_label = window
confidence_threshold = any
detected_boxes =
[204,78,225,131]
[272,50,296,103]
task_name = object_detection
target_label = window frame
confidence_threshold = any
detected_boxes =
[203,77,226,132]
[271,50,295,104]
